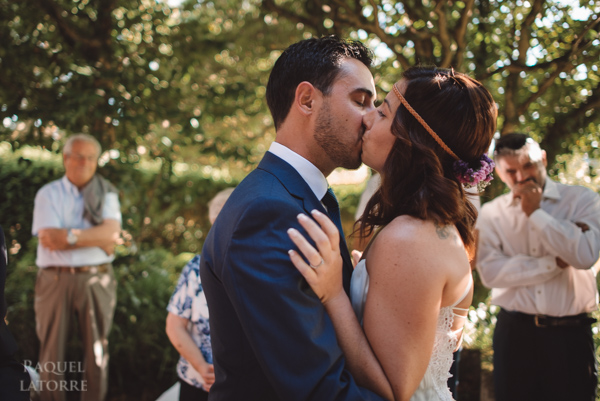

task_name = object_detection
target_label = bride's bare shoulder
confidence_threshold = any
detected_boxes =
[366,216,431,263]
[375,215,433,245]
[368,216,464,274]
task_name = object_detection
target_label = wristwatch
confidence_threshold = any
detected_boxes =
[66,229,79,245]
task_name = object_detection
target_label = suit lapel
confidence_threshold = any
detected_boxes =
[257,152,354,293]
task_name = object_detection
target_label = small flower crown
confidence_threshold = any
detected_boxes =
[453,154,495,191]
[392,83,495,192]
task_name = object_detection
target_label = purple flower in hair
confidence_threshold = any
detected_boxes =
[453,154,495,192]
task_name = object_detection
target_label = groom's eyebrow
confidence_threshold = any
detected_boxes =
[352,87,375,100]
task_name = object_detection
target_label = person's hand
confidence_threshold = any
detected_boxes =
[194,361,215,391]
[351,250,363,268]
[38,228,69,251]
[99,244,115,256]
[288,210,345,304]
[512,178,543,216]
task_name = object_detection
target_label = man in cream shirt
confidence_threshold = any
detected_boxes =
[476,133,600,401]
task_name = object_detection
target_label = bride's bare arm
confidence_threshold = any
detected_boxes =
[363,217,453,400]
[289,212,456,401]
[288,211,394,400]
[323,291,394,400]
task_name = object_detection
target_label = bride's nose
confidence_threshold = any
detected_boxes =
[362,109,376,131]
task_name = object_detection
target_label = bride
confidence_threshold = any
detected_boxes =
[287,67,497,401]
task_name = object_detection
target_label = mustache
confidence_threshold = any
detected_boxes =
[516,177,536,185]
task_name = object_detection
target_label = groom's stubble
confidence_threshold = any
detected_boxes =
[314,100,364,171]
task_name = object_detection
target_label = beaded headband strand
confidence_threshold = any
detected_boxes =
[391,82,495,191]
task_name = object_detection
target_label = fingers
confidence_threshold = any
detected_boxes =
[287,210,342,282]
[296,212,339,254]
[288,249,313,276]
[351,250,363,268]
[287,226,324,269]
[309,210,340,247]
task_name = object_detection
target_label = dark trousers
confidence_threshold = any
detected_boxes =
[179,378,209,401]
[493,308,597,401]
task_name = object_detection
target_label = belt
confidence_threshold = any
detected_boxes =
[503,309,597,328]
[43,263,111,274]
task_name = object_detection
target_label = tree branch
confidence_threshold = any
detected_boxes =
[434,0,453,68]
[516,0,545,65]
[37,0,104,51]
[453,0,475,70]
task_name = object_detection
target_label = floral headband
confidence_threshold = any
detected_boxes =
[392,83,494,192]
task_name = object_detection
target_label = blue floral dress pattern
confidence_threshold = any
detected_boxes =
[167,254,212,389]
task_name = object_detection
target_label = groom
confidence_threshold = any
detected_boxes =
[200,36,384,400]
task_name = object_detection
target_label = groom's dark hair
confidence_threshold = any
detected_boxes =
[266,35,373,131]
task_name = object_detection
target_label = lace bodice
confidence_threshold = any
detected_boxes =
[350,259,471,401]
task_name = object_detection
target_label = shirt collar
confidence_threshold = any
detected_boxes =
[61,175,81,197]
[268,142,328,200]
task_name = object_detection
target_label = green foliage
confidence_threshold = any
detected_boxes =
[3,239,39,364]
[0,143,65,256]
[108,249,193,399]
[3,0,596,177]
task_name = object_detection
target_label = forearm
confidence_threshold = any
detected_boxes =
[166,318,209,373]
[530,210,600,269]
[72,219,120,248]
[324,293,394,401]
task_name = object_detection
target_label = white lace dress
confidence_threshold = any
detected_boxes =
[350,259,471,401]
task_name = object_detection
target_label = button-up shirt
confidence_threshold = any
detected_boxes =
[268,142,328,200]
[32,175,122,268]
[476,178,600,316]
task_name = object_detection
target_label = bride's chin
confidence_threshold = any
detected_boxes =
[362,155,384,173]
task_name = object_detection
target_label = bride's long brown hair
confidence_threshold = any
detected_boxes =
[355,67,497,256]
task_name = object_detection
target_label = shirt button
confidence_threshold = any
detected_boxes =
[532,248,536,252]
[537,290,542,294]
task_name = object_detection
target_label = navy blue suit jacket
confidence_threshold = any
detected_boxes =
[200,152,385,400]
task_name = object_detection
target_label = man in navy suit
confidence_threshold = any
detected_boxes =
[200,36,384,400]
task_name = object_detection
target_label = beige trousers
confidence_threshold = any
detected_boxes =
[34,266,117,401]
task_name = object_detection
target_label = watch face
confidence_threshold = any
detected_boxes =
[67,231,77,245]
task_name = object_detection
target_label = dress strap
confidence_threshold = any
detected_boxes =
[450,274,473,308]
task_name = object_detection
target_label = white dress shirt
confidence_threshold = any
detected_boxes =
[476,178,600,316]
[268,142,328,200]
[32,175,122,268]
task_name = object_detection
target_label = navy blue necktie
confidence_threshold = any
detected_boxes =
[323,187,352,291]
[322,188,345,245]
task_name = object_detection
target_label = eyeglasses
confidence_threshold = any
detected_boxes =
[68,153,98,162]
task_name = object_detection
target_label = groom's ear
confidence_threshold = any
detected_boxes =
[295,82,320,117]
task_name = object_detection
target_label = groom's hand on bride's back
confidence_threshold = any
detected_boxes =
[351,250,363,268]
